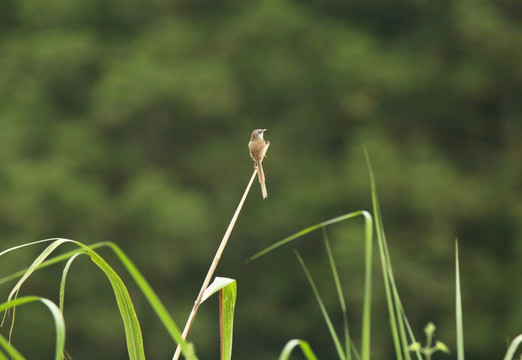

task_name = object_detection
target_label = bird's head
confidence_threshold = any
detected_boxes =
[251,129,267,140]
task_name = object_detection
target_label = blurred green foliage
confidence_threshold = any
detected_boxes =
[1,0,521,359]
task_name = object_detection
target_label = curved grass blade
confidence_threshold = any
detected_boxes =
[0,239,66,257]
[503,334,522,360]
[0,242,107,286]
[1,239,70,327]
[248,211,368,262]
[102,243,195,359]
[279,339,318,360]
[59,252,86,312]
[201,277,236,303]
[86,251,145,360]
[0,296,65,360]
[2,239,69,303]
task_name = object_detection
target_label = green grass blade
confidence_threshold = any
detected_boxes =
[0,333,24,360]
[220,281,237,360]
[295,250,346,360]
[201,277,236,303]
[503,334,522,360]
[279,339,318,360]
[0,242,107,286]
[0,296,65,360]
[0,239,64,257]
[382,236,410,360]
[351,343,361,360]
[102,243,195,359]
[323,228,351,360]
[199,277,237,360]
[40,297,66,360]
[85,249,145,360]
[217,278,237,360]
[2,239,69,308]
[400,307,422,360]
[365,149,405,360]
[455,240,465,360]
[200,277,238,360]
[1,239,70,328]
[59,253,86,312]
[360,211,373,360]
[248,212,367,262]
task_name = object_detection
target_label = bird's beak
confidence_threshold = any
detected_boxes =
[261,129,267,132]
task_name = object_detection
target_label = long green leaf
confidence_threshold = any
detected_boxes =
[279,339,318,360]
[0,296,65,360]
[503,334,522,360]
[364,149,407,360]
[360,211,373,360]
[219,279,237,360]
[323,229,351,360]
[455,240,465,360]
[202,277,235,302]
[1,239,70,329]
[2,239,70,316]
[86,250,144,359]
[200,277,237,360]
[0,242,107,286]
[0,333,24,360]
[400,309,422,360]
[102,242,195,359]
[59,252,86,312]
[248,212,368,262]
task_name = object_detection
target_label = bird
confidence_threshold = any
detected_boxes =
[249,129,270,199]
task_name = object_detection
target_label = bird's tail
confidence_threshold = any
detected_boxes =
[257,162,268,199]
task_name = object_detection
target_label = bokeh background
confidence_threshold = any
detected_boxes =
[1,0,522,359]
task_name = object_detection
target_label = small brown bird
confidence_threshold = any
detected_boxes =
[249,129,270,199]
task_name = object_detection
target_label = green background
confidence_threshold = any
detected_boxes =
[1,0,521,358]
